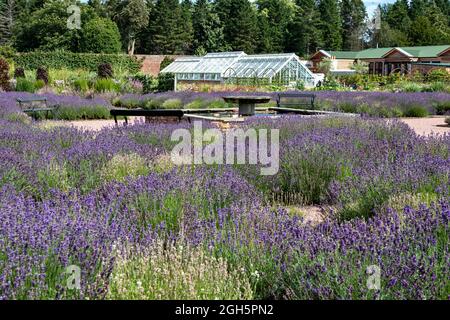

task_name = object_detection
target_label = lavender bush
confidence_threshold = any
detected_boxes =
[0,116,448,300]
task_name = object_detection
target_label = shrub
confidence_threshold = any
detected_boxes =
[435,101,450,115]
[426,69,450,82]
[14,67,25,79]
[94,78,119,93]
[403,105,428,117]
[428,82,446,92]
[15,78,35,92]
[207,99,228,109]
[381,192,438,213]
[143,98,164,110]
[156,73,174,92]
[107,241,253,300]
[101,153,149,183]
[0,58,11,91]
[6,112,32,124]
[445,117,450,126]
[80,18,122,54]
[97,63,114,79]
[159,56,174,71]
[14,50,142,74]
[36,66,49,84]
[161,98,182,109]
[185,99,206,109]
[73,79,90,93]
[54,105,110,121]
[34,80,46,91]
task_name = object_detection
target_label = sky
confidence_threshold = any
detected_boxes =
[364,0,397,16]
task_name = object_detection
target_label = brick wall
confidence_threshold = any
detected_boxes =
[135,55,186,76]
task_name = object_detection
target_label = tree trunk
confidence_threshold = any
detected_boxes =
[128,39,136,56]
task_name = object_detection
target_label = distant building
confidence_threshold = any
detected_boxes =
[160,51,324,90]
[310,45,450,76]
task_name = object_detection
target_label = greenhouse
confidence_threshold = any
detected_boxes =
[161,51,321,90]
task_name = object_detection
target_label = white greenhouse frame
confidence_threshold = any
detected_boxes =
[161,52,318,90]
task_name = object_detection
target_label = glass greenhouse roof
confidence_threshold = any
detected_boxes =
[223,53,299,78]
[161,51,318,86]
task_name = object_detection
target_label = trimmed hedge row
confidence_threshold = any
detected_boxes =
[14,51,143,74]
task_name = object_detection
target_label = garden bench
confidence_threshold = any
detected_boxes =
[110,108,184,125]
[275,92,316,110]
[16,97,59,120]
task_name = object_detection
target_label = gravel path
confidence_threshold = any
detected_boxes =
[400,116,449,136]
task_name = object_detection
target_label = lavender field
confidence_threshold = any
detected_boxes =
[0,114,448,300]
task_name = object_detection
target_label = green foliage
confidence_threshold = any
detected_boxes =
[403,105,428,117]
[73,79,89,93]
[143,99,164,110]
[161,98,183,109]
[156,73,175,92]
[14,51,142,74]
[426,69,450,82]
[0,45,15,61]
[15,78,35,92]
[101,153,149,183]
[159,56,174,71]
[34,79,46,91]
[94,78,119,93]
[80,18,122,54]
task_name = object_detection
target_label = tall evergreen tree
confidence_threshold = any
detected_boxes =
[0,0,16,45]
[145,0,188,54]
[214,0,259,53]
[192,0,227,53]
[286,0,322,57]
[340,0,366,50]
[180,0,194,54]
[256,0,295,53]
[318,0,342,51]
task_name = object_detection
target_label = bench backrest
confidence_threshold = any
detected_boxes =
[16,97,49,111]
[276,93,315,109]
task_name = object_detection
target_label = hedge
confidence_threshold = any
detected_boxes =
[14,50,143,74]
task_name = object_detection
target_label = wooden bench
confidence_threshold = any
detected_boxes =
[16,97,59,120]
[276,92,316,109]
[110,108,185,124]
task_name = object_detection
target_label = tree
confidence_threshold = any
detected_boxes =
[214,0,259,53]
[256,0,295,53]
[80,17,122,53]
[286,0,322,57]
[112,0,149,55]
[180,0,194,54]
[145,0,188,54]
[340,0,366,50]
[192,0,227,53]
[0,0,15,45]
[318,0,342,51]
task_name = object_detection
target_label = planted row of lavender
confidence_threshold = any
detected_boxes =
[0,92,111,120]
[114,90,450,117]
[0,117,448,299]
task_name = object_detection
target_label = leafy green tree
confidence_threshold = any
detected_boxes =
[192,0,227,53]
[286,0,322,57]
[80,17,122,53]
[214,0,259,53]
[111,0,149,55]
[318,0,342,50]
[340,0,366,50]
